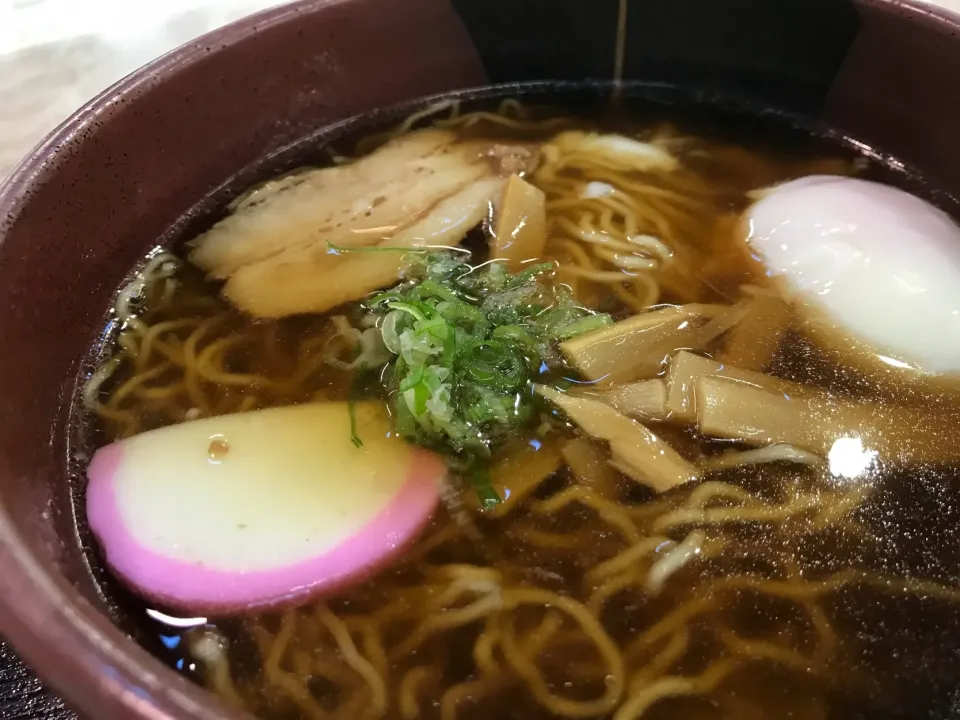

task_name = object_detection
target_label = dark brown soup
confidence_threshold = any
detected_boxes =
[74,91,960,720]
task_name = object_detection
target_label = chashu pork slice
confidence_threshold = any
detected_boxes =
[188,128,532,317]
[223,177,504,319]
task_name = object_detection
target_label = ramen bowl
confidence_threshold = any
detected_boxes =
[1,0,960,718]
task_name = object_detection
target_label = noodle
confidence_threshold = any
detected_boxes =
[628,630,690,698]
[645,530,706,595]
[439,676,508,720]
[85,266,340,439]
[398,666,437,720]
[585,536,671,584]
[315,605,388,715]
[614,659,738,720]
[532,486,641,545]
[499,588,625,718]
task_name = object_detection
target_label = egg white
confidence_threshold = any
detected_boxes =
[744,175,960,382]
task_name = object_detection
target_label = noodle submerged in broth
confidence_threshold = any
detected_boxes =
[80,100,960,720]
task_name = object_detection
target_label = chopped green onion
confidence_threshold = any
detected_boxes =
[344,251,611,506]
[415,279,461,304]
[491,325,541,361]
[348,371,365,448]
[327,242,426,255]
[460,340,527,392]
[505,261,556,287]
[551,313,614,341]
[471,466,501,510]
[438,301,489,338]
[366,289,405,309]
[387,301,428,323]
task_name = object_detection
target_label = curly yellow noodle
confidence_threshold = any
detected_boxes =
[523,610,565,657]
[586,536,671,584]
[439,676,507,720]
[314,605,387,716]
[532,486,641,545]
[257,616,334,720]
[499,588,625,717]
[107,362,176,408]
[614,659,739,720]
[588,572,644,615]
[629,627,690,690]
[512,527,589,550]
[192,638,246,710]
[398,666,437,720]
[391,592,503,659]
[718,629,820,674]
[133,317,201,366]
[652,494,823,531]
[354,618,390,680]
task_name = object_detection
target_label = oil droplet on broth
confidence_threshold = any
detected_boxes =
[207,435,230,464]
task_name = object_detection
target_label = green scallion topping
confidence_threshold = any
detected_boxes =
[347,251,612,506]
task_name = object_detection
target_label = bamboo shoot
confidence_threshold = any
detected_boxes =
[470,438,563,517]
[666,350,809,423]
[562,438,621,499]
[559,304,726,384]
[597,379,669,422]
[538,386,699,493]
[491,175,547,270]
[695,376,960,465]
[717,290,792,371]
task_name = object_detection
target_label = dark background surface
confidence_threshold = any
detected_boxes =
[0,643,75,720]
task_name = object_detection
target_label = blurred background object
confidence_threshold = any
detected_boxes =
[0,0,284,176]
[1,0,958,178]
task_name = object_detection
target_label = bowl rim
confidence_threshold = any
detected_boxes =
[0,4,354,718]
[1,0,959,718]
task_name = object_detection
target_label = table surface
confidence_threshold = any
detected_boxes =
[2,0,960,716]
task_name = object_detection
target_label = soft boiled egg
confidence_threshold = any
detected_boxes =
[743,175,960,387]
[86,402,444,614]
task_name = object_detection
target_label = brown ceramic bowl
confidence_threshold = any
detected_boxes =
[1,0,960,717]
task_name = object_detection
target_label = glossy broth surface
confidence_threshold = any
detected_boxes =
[75,95,960,720]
